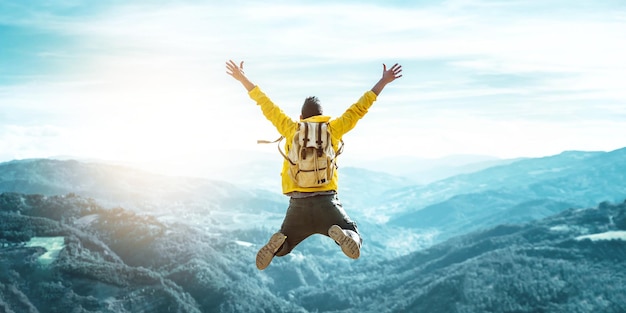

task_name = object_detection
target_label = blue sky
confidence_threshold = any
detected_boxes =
[1,0,625,175]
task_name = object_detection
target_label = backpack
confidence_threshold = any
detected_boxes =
[259,122,343,188]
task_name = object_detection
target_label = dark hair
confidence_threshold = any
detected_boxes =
[301,96,323,119]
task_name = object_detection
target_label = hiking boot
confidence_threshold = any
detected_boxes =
[328,225,360,259]
[256,232,287,270]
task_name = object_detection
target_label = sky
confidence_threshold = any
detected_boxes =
[1,0,625,177]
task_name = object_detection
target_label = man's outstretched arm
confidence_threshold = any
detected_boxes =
[226,60,255,91]
[225,59,296,136]
[329,62,403,136]
[371,63,403,96]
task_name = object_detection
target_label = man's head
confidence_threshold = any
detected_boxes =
[301,96,323,119]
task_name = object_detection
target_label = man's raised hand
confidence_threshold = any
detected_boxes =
[226,60,245,81]
[382,63,403,83]
[226,59,255,91]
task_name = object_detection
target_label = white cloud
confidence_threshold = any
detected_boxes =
[1,0,625,171]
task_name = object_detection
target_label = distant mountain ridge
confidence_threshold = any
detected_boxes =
[2,148,625,248]
[0,158,287,216]
[345,153,518,184]
[382,148,626,240]
[379,150,606,214]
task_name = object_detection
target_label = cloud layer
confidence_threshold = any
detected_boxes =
[1,0,625,173]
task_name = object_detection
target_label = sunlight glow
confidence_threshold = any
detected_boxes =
[1,1,625,175]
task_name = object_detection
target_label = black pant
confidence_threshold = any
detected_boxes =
[275,194,361,257]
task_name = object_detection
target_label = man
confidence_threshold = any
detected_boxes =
[226,59,403,270]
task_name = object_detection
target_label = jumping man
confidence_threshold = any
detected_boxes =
[226,60,403,270]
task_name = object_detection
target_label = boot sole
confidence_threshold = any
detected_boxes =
[256,232,287,270]
[328,225,360,259]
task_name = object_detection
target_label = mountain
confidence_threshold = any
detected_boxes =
[2,149,626,312]
[293,200,626,312]
[380,150,605,215]
[193,151,513,190]
[0,158,288,225]
[2,149,624,246]
[385,148,626,240]
[2,193,625,312]
[0,158,423,255]
[344,154,517,184]
[2,148,625,254]
[0,192,301,312]
[337,166,415,215]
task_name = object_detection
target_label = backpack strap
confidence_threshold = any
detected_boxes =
[316,122,324,157]
[256,137,282,144]
[301,122,309,160]
[257,136,295,165]
[336,139,344,157]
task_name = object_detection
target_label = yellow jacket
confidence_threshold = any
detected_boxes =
[249,86,378,195]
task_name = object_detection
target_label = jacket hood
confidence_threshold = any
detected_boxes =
[301,115,331,123]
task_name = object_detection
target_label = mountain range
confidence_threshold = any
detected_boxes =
[1,147,625,312]
[380,148,626,241]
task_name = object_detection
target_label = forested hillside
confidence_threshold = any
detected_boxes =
[288,200,626,312]
[1,193,625,312]
[1,153,626,312]
[0,193,301,312]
